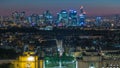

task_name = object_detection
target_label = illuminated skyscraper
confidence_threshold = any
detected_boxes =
[69,10,77,26]
[95,16,102,26]
[43,10,53,25]
[12,11,19,23]
[28,14,39,26]
[38,15,44,25]
[79,6,86,26]
[19,11,26,21]
[57,10,68,26]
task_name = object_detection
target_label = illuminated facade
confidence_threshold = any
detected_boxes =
[69,10,78,26]
[28,14,39,26]
[6,50,120,68]
[79,6,86,26]
[13,52,43,68]
[76,49,120,68]
[43,10,53,25]
[77,55,120,68]
[19,11,26,21]
[57,10,68,26]
[12,11,26,23]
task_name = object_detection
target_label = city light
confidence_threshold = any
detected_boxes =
[27,56,35,61]
[0,3,120,68]
[89,67,95,68]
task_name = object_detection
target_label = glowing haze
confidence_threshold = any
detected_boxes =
[0,0,120,16]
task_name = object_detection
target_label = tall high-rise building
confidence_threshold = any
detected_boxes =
[95,16,102,26]
[38,15,44,25]
[12,11,19,23]
[28,14,39,26]
[57,10,68,26]
[79,6,86,26]
[69,10,77,26]
[114,14,120,26]
[19,11,26,21]
[43,10,53,25]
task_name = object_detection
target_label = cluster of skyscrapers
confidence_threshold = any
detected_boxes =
[0,6,120,28]
[10,6,86,27]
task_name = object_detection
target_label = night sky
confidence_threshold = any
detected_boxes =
[0,0,120,16]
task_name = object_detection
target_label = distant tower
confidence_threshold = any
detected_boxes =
[28,14,39,26]
[95,16,102,26]
[79,6,86,26]
[19,11,26,21]
[80,6,84,13]
[69,10,77,26]
[57,10,68,26]
[12,11,19,23]
[114,14,120,26]
[43,10,53,25]
[0,16,3,24]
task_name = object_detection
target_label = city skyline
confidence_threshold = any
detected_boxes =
[0,0,120,16]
